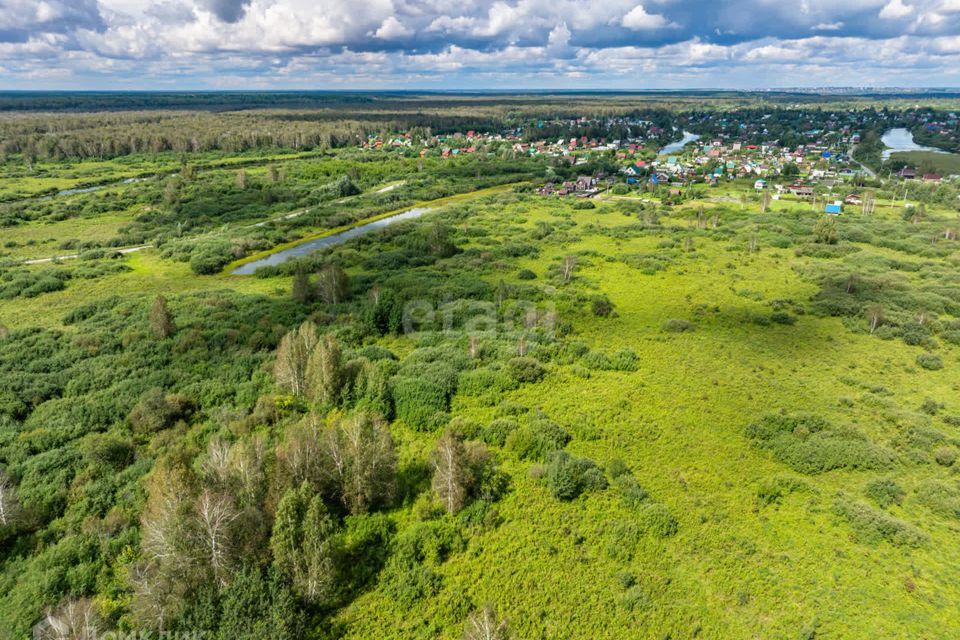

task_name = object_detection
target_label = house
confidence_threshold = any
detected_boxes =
[576,176,597,191]
[923,173,942,182]
[790,185,814,198]
[844,194,863,205]
[754,179,767,190]
[825,203,843,215]
[899,167,917,179]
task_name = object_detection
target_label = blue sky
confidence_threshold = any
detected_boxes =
[2,0,960,89]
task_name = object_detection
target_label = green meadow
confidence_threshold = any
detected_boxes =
[3,175,960,638]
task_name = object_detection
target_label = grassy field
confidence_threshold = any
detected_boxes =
[890,150,960,176]
[321,194,960,639]
[3,163,960,639]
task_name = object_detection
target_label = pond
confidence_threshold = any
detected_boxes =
[231,207,434,275]
[659,131,700,155]
[881,128,948,160]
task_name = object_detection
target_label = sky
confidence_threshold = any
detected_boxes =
[3,0,960,90]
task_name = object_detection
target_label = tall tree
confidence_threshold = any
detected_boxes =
[316,263,350,305]
[270,484,338,606]
[431,430,470,514]
[274,321,319,397]
[320,413,396,514]
[0,470,20,530]
[34,598,105,640]
[463,606,510,640]
[150,295,176,339]
[306,333,344,407]
[194,488,240,588]
[292,269,312,304]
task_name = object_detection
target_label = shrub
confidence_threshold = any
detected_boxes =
[505,419,571,461]
[507,357,546,384]
[190,248,232,275]
[756,474,807,507]
[745,413,893,474]
[637,502,679,538]
[128,388,193,433]
[582,351,612,371]
[914,480,960,519]
[391,377,449,430]
[516,269,536,280]
[606,458,631,479]
[483,419,520,447]
[833,496,926,546]
[543,451,608,501]
[613,475,649,508]
[380,520,465,607]
[571,200,596,210]
[610,349,639,372]
[864,478,905,508]
[934,446,957,467]
[916,353,943,371]
[662,318,695,333]
[770,311,797,325]
[458,368,515,397]
[591,295,614,317]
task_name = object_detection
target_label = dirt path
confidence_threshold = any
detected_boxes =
[21,244,152,265]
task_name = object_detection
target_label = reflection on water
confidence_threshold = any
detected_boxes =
[659,131,700,155]
[232,207,433,275]
[881,128,947,160]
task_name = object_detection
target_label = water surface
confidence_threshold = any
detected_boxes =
[659,131,700,155]
[881,128,947,160]
[232,207,433,275]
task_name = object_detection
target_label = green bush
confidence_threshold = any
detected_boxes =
[613,475,649,508]
[916,353,943,371]
[756,474,807,507]
[864,478,905,508]
[770,311,797,325]
[833,495,926,546]
[517,269,537,280]
[662,318,695,333]
[582,350,613,371]
[505,418,571,461]
[914,480,960,519]
[745,413,893,474]
[591,295,614,317]
[543,451,608,500]
[507,357,546,384]
[637,502,679,538]
[934,446,957,467]
[391,377,449,430]
[611,349,639,372]
[483,419,520,447]
[457,367,516,397]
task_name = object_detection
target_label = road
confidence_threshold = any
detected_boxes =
[849,144,877,179]
[20,244,152,265]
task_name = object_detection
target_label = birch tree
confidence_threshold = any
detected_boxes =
[194,488,240,587]
[274,321,319,397]
[306,333,344,407]
[463,606,510,640]
[0,470,20,529]
[431,430,469,514]
[320,413,396,514]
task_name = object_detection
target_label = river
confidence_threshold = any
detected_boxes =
[881,128,948,161]
[659,131,700,155]
[231,206,433,275]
